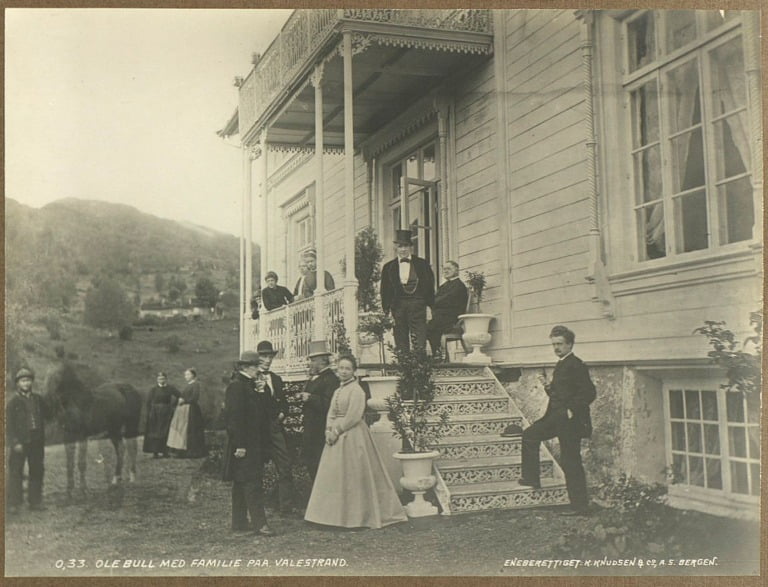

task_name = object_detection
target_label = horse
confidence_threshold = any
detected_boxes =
[44,361,143,500]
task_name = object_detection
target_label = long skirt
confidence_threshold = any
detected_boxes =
[143,403,174,454]
[304,422,407,529]
[167,403,207,457]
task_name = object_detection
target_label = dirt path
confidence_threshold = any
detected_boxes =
[4,441,759,578]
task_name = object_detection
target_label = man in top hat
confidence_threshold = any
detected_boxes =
[380,229,435,352]
[222,351,275,535]
[298,341,340,480]
[294,249,335,299]
[255,340,297,514]
[7,367,49,514]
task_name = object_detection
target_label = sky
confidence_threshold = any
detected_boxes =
[5,8,293,236]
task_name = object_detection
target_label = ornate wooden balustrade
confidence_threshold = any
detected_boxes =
[246,287,346,376]
[239,8,492,137]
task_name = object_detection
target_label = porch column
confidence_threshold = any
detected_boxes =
[244,145,254,350]
[257,130,270,350]
[312,64,327,341]
[343,31,359,355]
[744,13,763,254]
[240,146,250,352]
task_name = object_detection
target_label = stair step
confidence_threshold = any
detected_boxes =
[433,366,489,380]
[435,379,497,396]
[448,479,570,513]
[434,434,522,460]
[429,396,509,416]
[438,455,556,486]
[428,414,521,436]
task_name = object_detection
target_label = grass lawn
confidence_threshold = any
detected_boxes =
[4,434,759,578]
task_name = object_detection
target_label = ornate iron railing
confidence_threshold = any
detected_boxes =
[238,9,492,137]
[252,287,346,376]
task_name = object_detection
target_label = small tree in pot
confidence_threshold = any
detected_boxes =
[460,270,494,364]
[386,345,449,517]
[465,270,487,313]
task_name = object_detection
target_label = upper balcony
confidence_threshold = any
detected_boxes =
[238,9,493,145]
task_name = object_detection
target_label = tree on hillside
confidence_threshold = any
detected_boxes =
[154,273,166,294]
[195,277,219,309]
[84,278,135,331]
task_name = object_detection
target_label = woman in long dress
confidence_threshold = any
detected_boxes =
[305,355,407,529]
[143,372,179,458]
[167,368,207,458]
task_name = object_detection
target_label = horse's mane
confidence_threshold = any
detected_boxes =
[46,361,105,407]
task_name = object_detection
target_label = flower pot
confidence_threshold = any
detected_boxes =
[458,313,494,365]
[393,450,441,517]
[364,375,398,431]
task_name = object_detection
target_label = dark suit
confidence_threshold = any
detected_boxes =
[427,278,469,355]
[6,390,47,508]
[380,255,435,351]
[294,270,335,298]
[222,372,272,530]
[301,367,340,480]
[521,353,596,510]
[260,368,295,512]
[261,285,294,311]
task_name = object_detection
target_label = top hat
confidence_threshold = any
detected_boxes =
[237,351,261,365]
[307,340,332,358]
[500,423,523,437]
[393,229,413,246]
[14,367,35,382]
[256,340,278,356]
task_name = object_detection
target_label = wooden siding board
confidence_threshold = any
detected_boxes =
[508,106,585,158]
[507,86,583,141]
[514,217,591,255]
[513,234,590,269]
[510,165,587,212]
[513,199,589,238]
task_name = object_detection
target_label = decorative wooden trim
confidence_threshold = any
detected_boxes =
[268,151,313,190]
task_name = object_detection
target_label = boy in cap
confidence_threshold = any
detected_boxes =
[7,367,48,513]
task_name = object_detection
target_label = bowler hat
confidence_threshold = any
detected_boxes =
[393,229,413,246]
[14,367,35,382]
[237,351,261,365]
[500,423,524,437]
[256,340,278,356]
[307,340,332,358]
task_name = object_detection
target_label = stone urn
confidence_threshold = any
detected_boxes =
[394,450,441,517]
[365,375,398,432]
[458,313,493,365]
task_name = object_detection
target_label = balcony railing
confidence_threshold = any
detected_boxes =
[239,8,492,137]
[247,287,346,376]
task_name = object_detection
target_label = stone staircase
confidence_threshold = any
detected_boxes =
[429,365,569,514]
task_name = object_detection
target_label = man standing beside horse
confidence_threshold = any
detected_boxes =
[7,368,48,514]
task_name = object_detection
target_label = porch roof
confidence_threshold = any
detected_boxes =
[238,9,494,148]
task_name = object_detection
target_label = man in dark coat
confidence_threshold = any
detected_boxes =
[7,368,48,513]
[298,341,340,481]
[380,229,435,352]
[426,260,469,358]
[518,325,596,515]
[222,351,275,535]
[256,340,297,514]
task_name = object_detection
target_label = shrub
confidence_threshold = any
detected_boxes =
[164,335,182,353]
[134,314,160,327]
[118,325,133,341]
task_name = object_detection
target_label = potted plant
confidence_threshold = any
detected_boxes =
[459,270,494,365]
[386,345,449,517]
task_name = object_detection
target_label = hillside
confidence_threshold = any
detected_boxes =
[5,197,259,309]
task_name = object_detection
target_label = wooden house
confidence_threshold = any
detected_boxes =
[220,9,761,517]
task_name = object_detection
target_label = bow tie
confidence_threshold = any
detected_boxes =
[399,258,410,263]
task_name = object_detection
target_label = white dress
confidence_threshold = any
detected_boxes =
[304,378,407,529]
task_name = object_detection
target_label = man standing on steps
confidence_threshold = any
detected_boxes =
[380,229,435,352]
[517,325,596,516]
[256,340,298,515]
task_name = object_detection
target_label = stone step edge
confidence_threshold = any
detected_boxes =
[448,478,566,497]
[437,455,552,470]
[431,395,509,403]
[434,434,523,446]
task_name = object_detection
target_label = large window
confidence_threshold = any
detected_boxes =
[624,11,754,261]
[388,141,440,277]
[666,383,759,498]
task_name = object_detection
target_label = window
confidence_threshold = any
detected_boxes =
[388,141,440,276]
[624,11,753,262]
[666,384,759,498]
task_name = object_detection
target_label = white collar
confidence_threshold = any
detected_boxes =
[557,351,573,362]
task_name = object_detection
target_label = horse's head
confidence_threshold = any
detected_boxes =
[44,361,103,421]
